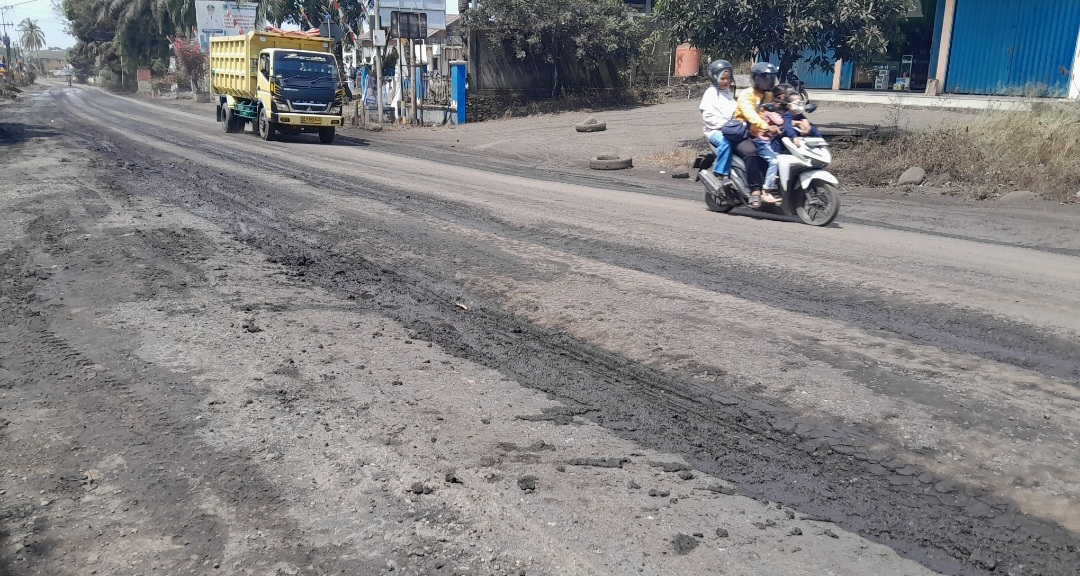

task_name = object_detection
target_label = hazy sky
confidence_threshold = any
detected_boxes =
[1,0,459,51]
[2,0,74,50]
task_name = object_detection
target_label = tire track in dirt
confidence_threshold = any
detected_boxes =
[68,89,1080,384]
[0,200,393,575]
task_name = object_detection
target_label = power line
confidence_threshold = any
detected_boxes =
[0,0,50,9]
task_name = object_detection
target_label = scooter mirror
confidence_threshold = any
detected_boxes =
[804,103,818,113]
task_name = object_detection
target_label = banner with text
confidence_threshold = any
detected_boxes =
[195,1,259,52]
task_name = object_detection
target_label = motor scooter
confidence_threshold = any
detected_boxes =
[693,104,840,226]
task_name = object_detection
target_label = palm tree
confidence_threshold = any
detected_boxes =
[17,18,45,75]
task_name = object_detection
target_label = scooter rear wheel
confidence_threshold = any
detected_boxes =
[705,191,734,213]
[795,181,840,226]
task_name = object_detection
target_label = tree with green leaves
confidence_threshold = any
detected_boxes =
[17,18,45,74]
[18,18,45,53]
[654,0,909,79]
[61,0,371,89]
[462,0,644,97]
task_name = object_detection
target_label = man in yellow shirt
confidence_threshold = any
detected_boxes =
[734,62,782,206]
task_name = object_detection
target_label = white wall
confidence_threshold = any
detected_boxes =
[1071,23,1080,100]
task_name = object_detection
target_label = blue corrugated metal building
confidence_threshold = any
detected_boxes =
[784,0,1080,98]
[932,0,1080,97]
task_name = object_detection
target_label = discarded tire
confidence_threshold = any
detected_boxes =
[575,122,607,133]
[589,155,632,170]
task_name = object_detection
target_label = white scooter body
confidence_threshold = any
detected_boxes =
[776,137,838,193]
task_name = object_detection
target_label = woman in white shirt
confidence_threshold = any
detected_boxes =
[699,59,738,188]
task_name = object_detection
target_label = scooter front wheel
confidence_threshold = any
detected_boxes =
[795,181,840,226]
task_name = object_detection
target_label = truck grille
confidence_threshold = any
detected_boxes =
[288,101,329,113]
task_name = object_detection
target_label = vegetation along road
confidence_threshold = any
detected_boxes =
[1,83,1078,575]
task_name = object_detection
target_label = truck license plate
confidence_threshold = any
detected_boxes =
[300,116,319,124]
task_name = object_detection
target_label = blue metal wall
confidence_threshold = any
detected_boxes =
[766,49,853,90]
[946,0,1080,96]
[927,0,949,81]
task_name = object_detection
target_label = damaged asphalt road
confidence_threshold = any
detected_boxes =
[0,84,1078,575]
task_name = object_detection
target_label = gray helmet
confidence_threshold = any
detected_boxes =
[751,61,779,91]
[707,59,734,85]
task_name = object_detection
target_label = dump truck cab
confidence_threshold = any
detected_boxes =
[211,32,345,144]
[258,49,344,138]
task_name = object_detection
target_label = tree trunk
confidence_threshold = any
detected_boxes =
[778,50,797,85]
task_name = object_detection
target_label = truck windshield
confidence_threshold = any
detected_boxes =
[273,51,339,80]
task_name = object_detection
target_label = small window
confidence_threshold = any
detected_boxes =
[259,54,269,78]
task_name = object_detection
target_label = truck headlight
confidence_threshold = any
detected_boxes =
[329,105,342,115]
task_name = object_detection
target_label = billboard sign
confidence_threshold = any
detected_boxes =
[378,0,445,31]
[195,1,259,52]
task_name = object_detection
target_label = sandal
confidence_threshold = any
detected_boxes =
[748,192,762,208]
[761,190,782,205]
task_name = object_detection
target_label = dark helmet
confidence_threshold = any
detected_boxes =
[707,59,734,85]
[751,61,779,92]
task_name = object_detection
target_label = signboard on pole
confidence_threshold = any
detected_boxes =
[195,1,259,53]
[390,12,427,39]
[378,0,446,31]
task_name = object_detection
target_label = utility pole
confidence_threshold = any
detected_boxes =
[0,6,14,84]
[1,0,41,84]
[373,0,384,124]
[409,38,417,125]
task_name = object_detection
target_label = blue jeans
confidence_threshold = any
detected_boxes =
[707,133,732,176]
[754,138,779,190]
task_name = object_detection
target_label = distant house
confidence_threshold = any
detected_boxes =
[425,13,464,76]
[34,49,68,74]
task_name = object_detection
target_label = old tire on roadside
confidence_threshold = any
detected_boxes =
[589,155,632,170]
[575,122,607,133]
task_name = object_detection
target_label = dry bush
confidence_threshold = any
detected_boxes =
[833,103,1080,202]
[642,146,704,168]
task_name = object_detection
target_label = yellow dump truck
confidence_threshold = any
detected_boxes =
[209,31,345,144]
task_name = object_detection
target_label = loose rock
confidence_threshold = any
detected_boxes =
[998,190,1040,204]
[672,533,699,555]
[897,166,926,186]
[517,475,537,492]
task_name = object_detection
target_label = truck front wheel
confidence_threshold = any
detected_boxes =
[318,127,335,144]
[258,107,276,141]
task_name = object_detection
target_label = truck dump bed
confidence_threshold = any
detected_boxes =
[209,32,333,99]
